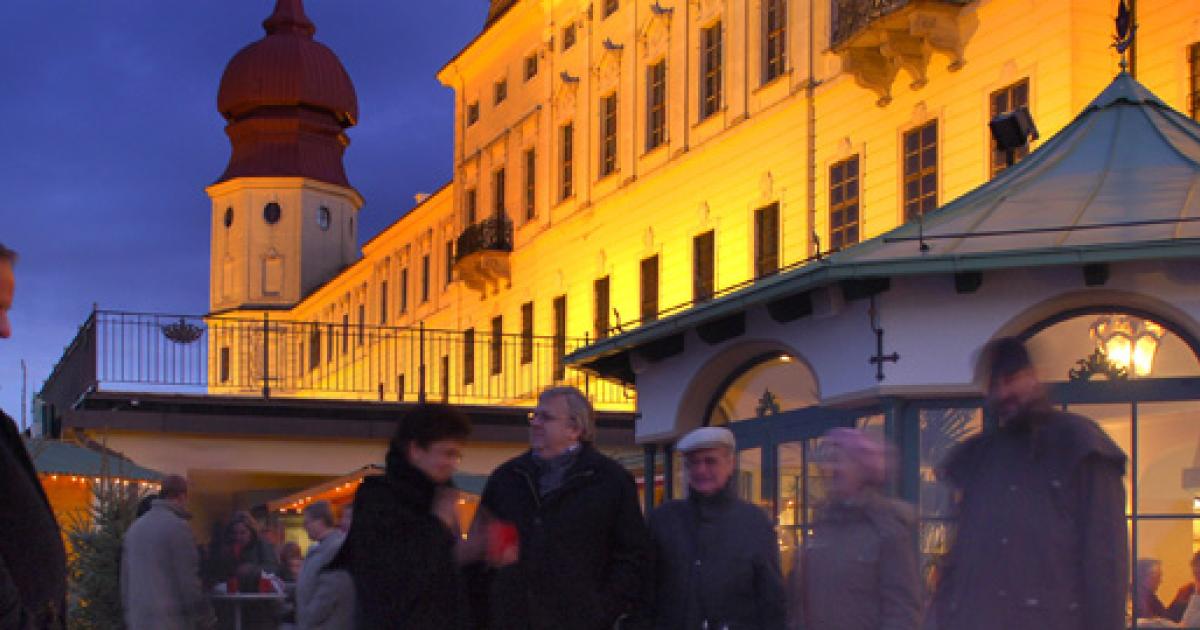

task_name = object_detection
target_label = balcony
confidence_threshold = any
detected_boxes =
[831,0,978,106]
[455,214,513,295]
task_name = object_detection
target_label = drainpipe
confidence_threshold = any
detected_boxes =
[585,4,595,207]
[683,0,691,152]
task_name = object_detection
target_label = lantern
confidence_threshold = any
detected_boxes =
[1089,315,1165,377]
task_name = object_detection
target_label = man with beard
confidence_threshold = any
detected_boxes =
[927,337,1127,630]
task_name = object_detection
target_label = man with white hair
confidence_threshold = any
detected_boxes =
[472,386,651,629]
[646,426,785,629]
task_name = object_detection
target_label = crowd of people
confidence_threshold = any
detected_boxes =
[2,237,1200,630]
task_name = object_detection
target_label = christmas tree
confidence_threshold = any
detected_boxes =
[64,479,145,629]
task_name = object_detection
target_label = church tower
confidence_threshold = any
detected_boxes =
[208,0,362,313]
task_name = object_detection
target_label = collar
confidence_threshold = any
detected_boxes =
[152,498,192,520]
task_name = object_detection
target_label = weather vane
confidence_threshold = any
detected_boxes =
[1112,0,1136,72]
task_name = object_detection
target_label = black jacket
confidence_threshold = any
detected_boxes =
[928,407,1127,630]
[0,411,66,629]
[330,459,467,630]
[647,484,786,630]
[476,443,652,630]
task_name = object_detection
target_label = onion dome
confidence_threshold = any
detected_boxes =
[215,0,359,188]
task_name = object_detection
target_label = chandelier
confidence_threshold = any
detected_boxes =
[1089,315,1165,378]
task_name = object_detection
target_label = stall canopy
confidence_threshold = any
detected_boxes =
[269,465,491,514]
[26,438,162,482]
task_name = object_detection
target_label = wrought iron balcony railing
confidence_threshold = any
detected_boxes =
[832,0,911,48]
[456,214,513,263]
[38,309,633,412]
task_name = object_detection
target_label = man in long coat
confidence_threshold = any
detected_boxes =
[647,426,786,629]
[928,337,1127,630]
[0,243,68,629]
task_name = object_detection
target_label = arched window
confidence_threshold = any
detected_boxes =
[706,353,819,426]
[1024,311,1200,381]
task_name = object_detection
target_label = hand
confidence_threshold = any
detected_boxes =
[433,487,461,533]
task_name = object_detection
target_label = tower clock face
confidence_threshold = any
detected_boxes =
[264,202,282,224]
[318,206,331,230]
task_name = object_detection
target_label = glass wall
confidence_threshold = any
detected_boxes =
[917,406,983,590]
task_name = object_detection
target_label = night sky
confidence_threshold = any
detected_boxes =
[0,1,490,421]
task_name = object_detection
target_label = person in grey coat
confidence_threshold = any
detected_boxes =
[121,475,215,630]
[787,428,921,630]
[296,501,353,630]
[647,426,786,630]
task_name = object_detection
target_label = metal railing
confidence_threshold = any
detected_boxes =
[831,0,911,47]
[42,310,634,410]
[456,214,514,262]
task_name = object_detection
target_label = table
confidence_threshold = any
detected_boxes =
[210,591,286,630]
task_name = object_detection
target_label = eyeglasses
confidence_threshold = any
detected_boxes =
[527,409,570,424]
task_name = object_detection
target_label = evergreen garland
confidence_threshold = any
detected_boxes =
[64,480,144,630]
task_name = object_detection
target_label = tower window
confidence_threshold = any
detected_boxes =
[399,268,409,314]
[700,22,723,120]
[219,347,230,383]
[990,79,1030,177]
[763,0,786,83]
[830,155,861,250]
[357,304,365,346]
[524,53,539,81]
[379,281,388,325]
[467,101,480,125]
[562,23,577,51]
[223,207,234,228]
[495,78,508,105]
[903,120,938,221]
[599,93,618,178]
[318,206,331,230]
[263,202,282,225]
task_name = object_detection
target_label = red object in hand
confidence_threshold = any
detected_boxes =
[486,521,518,564]
[226,577,238,594]
[258,577,272,593]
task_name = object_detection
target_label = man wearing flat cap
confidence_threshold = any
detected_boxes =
[645,426,785,629]
[927,337,1127,630]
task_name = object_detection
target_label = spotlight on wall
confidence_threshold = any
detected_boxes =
[989,106,1039,168]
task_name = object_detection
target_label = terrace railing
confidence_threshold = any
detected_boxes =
[41,310,634,411]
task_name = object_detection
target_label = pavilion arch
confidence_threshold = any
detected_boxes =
[673,338,821,436]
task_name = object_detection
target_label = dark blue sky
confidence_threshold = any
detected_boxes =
[0,1,489,420]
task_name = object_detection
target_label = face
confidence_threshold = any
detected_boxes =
[0,262,13,339]
[232,522,253,546]
[288,555,303,575]
[684,447,735,496]
[407,439,464,484]
[988,367,1042,423]
[823,444,865,500]
[303,515,328,541]
[529,394,582,458]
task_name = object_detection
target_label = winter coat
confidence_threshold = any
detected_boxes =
[296,530,354,630]
[207,535,279,584]
[647,484,786,630]
[121,499,215,630]
[787,492,921,630]
[475,443,652,630]
[0,410,66,629]
[1168,583,1197,622]
[329,459,468,630]
[927,407,1127,630]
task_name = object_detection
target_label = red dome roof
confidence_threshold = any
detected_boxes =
[214,0,358,189]
[217,0,357,124]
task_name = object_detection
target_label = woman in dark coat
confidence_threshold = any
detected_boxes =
[787,428,921,630]
[206,512,279,585]
[329,404,473,629]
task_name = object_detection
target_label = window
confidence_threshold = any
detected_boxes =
[379,281,389,325]
[1190,43,1200,121]
[594,276,611,341]
[219,347,230,383]
[830,155,861,250]
[603,0,619,18]
[553,295,567,380]
[990,79,1030,177]
[754,202,780,278]
[763,0,786,83]
[700,22,723,120]
[646,60,667,151]
[463,328,475,386]
[600,93,618,178]
[494,78,508,105]
[465,188,477,224]
[342,313,349,355]
[493,168,506,217]
[445,241,454,286]
[520,301,534,365]
[490,316,503,376]
[467,101,479,125]
[693,230,715,303]
[399,268,409,313]
[524,53,538,81]
[562,23,576,50]
[357,303,365,346]
[560,122,574,200]
[326,323,334,360]
[421,254,430,303]
[524,149,537,221]
[308,326,321,370]
[903,120,938,221]
[641,255,660,323]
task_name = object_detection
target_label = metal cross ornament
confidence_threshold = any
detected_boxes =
[867,295,899,382]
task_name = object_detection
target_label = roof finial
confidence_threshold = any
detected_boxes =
[1112,0,1135,74]
[264,0,316,38]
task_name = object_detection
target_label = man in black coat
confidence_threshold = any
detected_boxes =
[647,426,785,630]
[928,337,1127,630]
[331,403,473,629]
[0,243,68,629]
[473,386,651,630]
